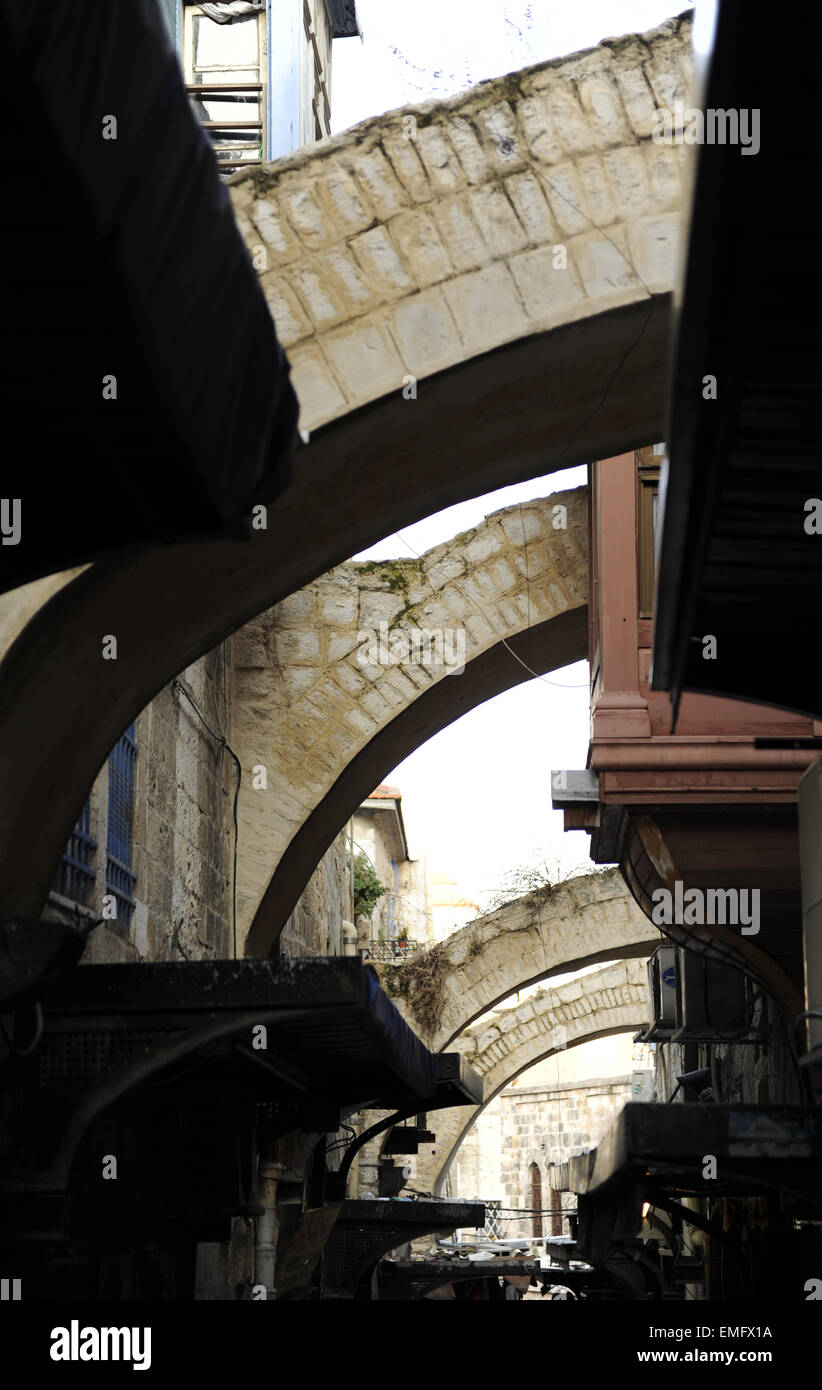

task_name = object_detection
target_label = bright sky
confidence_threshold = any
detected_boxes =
[330,0,684,912]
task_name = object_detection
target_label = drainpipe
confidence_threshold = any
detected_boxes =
[255,1157,284,1298]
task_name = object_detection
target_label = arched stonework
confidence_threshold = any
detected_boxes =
[237,489,587,953]
[229,15,691,431]
[414,957,647,1194]
[377,867,657,1050]
[0,15,691,919]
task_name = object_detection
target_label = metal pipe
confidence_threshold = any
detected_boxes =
[255,1159,284,1297]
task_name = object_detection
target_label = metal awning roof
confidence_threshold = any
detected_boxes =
[651,2,822,720]
[0,0,298,595]
[566,1103,822,1204]
[26,956,467,1113]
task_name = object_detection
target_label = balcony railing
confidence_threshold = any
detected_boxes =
[186,83,263,175]
[360,939,424,963]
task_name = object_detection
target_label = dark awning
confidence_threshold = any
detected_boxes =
[567,1102,822,1204]
[328,2,360,38]
[651,2,822,720]
[0,0,298,595]
[324,1199,486,1297]
[3,953,485,1191]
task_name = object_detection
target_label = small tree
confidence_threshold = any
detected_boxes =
[348,852,387,919]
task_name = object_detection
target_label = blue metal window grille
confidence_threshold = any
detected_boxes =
[106,723,138,928]
[53,797,96,908]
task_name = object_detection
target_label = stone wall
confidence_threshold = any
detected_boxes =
[280,828,348,958]
[46,646,236,965]
[499,1075,631,1233]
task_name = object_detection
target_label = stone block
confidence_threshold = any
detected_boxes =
[576,73,631,147]
[245,195,300,262]
[577,154,618,225]
[287,344,347,430]
[570,225,640,302]
[389,290,462,375]
[539,162,591,235]
[322,320,405,403]
[351,148,407,219]
[517,95,564,166]
[260,274,312,346]
[416,126,464,193]
[350,226,415,298]
[290,264,347,329]
[469,185,528,256]
[503,171,557,243]
[476,102,525,170]
[437,197,491,271]
[446,116,488,183]
[322,250,376,315]
[613,64,661,138]
[627,212,681,295]
[389,210,454,287]
[320,165,374,233]
[602,146,652,219]
[282,184,336,248]
[275,630,320,666]
[382,134,433,203]
[441,263,527,352]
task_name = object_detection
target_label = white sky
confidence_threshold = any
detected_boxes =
[329,1,683,912]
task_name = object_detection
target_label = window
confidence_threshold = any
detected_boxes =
[183,4,267,174]
[52,797,97,908]
[529,1163,543,1238]
[106,724,138,929]
[638,444,665,617]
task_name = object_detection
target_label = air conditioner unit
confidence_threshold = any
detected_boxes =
[643,945,678,1040]
[672,946,763,1043]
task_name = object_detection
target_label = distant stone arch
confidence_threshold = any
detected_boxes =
[377,867,657,1049]
[238,489,588,952]
[412,957,647,1194]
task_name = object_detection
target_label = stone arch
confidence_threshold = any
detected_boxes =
[0,16,691,918]
[414,957,647,1194]
[238,489,587,952]
[230,15,691,432]
[378,867,657,1050]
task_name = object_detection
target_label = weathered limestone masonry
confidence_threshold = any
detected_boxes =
[498,1075,631,1229]
[413,958,647,1194]
[279,829,348,958]
[231,489,587,951]
[229,14,692,430]
[45,649,236,966]
[377,867,657,1050]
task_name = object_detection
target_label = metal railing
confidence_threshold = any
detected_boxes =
[53,800,96,908]
[360,939,424,963]
[186,82,264,175]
